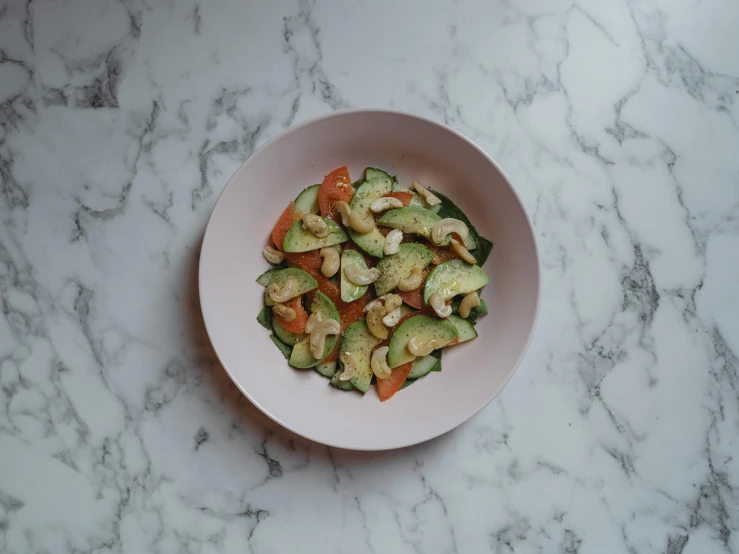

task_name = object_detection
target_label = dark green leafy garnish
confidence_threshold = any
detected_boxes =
[432,190,494,266]
[257,305,272,330]
[269,334,293,358]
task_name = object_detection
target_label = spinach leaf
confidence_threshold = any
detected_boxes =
[451,296,487,324]
[400,378,416,390]
[257,305,272,330]
[431,190,495,266]
[352,179,365,190]
[269,334,293,358]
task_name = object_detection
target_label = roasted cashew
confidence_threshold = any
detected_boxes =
[339,352,358,381]
[429,292,452,318]
[412,181,441,206]
[363,297,384,313]
[319,247,340,277]
[304,311,323,334]
[333,201,352,226]
[273,303,296,322]
[370,197,404,213]
[268,279,296,303]
[407,337,439,357]
[450,238,477,264]
[366,303,388,340]
[382,307,402,327]
[262,245,284,264]
[459,291,481,319]
[371,346,392,379]
[397,267,423,291]
[383,293,402,313]
[344,264,381,286]
[431,218,469,246]
[348,211,375,234]
[309,319,340,359]
[383,229,403,255]
[302,213,329,238]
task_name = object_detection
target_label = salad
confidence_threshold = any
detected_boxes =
[257,166,493,402]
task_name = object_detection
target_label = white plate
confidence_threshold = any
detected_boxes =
[199,110,540,450]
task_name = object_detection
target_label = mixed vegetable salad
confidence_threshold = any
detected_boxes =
[257,166,493,401]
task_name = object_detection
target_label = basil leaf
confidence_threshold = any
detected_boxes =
[257,305,272,330]
[431,190,495,266]
[269,334,293,358]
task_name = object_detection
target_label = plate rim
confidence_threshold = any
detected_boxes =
[198,108,542,450]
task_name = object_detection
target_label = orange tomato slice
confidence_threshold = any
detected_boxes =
[319,166,353,219]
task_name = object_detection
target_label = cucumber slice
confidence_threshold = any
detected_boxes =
[365,167,393,184]
[257,268,317,305]
[330,369,356,390]
[283,218,348,253]
[348,176,392,258]
[387,314,458,368]
[341,249,369,302]
[340,320,384,393]
[423,259,489,304]
[269,334,293,358]
[288,291,340,368]
[376,206,440,239]
[315,360,336,378]
[447,314,478,344]
[272,317,306,346]
[407,355,440,379]
[374,243,434,296]
[294,184,320,214]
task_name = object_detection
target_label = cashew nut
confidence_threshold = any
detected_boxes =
[383,228,403,255]
[348,211,375,234]
[304,311,323,334]
[309,319,340,359]
[262,245,284,264]
[302,213,329,238]
[371,197,404,213]
[363,297,384,313]
[429,292,452,318]
[371,346,392,379]
[319,247,340,277]
[451,238,477,264]
[412,181,441,206]
[398,267,424,291]
[268,279,296,303]
[339,351,358,381]
[383,293,402,313]
[366,303,388,340]
[334,201,352,226]
[344,264,381,286]
[407,337,439,357]
[273,303,296,322]
[431,218,470,246]
[382,307,402,327]
[459,291,481,319]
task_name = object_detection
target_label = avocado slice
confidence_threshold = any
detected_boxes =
[257,268,318,306]
[423,259,489,304]
[347,174,392,258]
[387,314,458,368]
[374,243,434,296]
[339,320,384,393]
[282,218,348,253]
[376,206,440,239]
[341,249,369,302]
[288,291,340,369]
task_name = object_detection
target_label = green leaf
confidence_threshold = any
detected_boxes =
[431,189,495,266]
[352,179,365,190]
[269,333,293,358]
[476,298,489,315]
[400,378,416,390]
[257,305,272,330]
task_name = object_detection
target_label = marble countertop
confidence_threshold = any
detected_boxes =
[1,0,738,552]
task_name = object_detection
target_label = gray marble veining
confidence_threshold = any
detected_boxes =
[1,0,738,552]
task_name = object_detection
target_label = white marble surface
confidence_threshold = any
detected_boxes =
[1,0,738,552]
